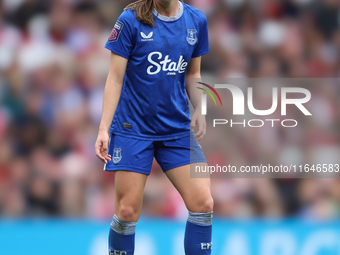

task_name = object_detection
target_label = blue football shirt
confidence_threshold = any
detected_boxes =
[105,1,209,140]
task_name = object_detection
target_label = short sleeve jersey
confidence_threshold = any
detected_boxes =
[105,2,209,140]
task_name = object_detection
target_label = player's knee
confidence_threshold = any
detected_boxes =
[190,196,214,213]
[201,196,214,213]
[117,204,139,222]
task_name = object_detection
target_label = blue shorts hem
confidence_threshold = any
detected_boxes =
[162,159,207,172]
[104,165,150,175]
[108,129,191,141]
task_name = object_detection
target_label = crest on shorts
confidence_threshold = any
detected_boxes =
[186,29,197,45]
[113,148,122,164]
[109,20,124,42]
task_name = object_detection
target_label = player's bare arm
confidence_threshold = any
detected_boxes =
[95,53,127,164]
[186,56,206,141]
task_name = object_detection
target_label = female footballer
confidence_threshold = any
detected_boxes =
[94,0,213,254]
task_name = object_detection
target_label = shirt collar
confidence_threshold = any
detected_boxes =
[153,1,183,22]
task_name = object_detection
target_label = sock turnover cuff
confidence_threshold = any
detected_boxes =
[111,214,137,235]
[188,211,213,226]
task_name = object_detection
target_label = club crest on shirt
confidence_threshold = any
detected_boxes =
[109,20,124,42]
[113,147,122,164]
[186,29,197,45]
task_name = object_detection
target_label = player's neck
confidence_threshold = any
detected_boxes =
[155,0,180,17]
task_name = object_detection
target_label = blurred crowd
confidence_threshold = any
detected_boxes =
[0,0,340,220]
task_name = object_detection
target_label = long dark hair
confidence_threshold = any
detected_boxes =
[125,0,183,27]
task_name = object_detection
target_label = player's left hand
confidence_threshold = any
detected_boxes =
[191,108,206,141]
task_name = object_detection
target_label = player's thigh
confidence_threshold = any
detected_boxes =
[114,170,148,210]
[165,163,213,213]
[155,134,211,212]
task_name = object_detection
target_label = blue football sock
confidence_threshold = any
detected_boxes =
[184,211,213,255]
[109,214,137,255]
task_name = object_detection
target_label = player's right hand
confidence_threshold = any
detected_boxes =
[94,131,112,164]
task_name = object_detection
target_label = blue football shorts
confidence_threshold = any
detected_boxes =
[104,132,206,175]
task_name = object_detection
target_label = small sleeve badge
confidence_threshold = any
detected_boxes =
[109,20,124,42]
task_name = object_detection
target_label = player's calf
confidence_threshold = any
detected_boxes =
[184,211,213,255]
[109,214,137,255]
[184,195,213,255]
